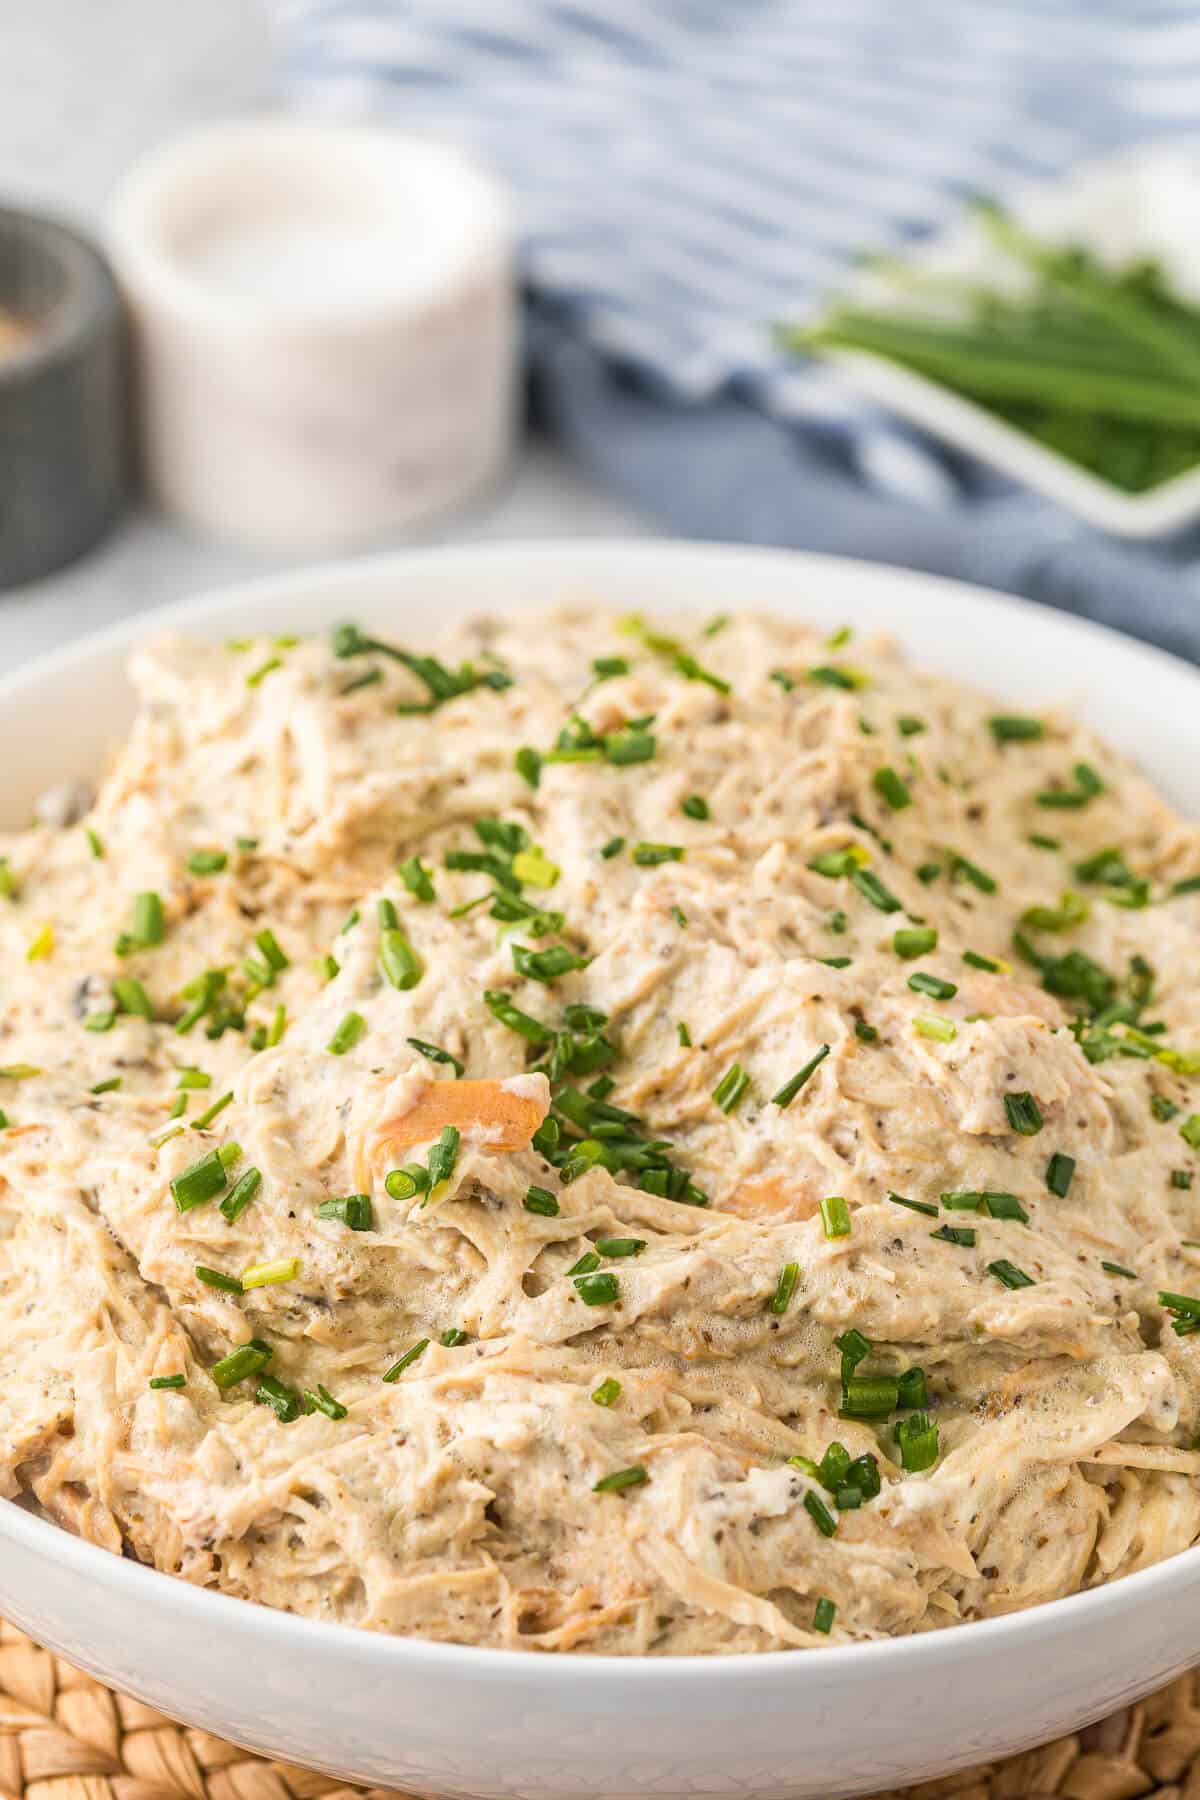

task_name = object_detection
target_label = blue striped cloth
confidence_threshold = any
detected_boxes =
[276,0,1200,657]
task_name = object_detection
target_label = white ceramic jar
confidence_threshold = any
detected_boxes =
[106,119,516,551]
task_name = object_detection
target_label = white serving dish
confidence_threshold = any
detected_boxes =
[1,540,1198,1800]
[820,138,1200,538]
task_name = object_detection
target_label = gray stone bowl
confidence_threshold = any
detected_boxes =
[0,206,128,590]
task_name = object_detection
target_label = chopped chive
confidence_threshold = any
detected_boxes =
[132,891,165,947]
[567,1252,601,1278]
[813,1597,836,1634]
[149,1374,186,1390]
[340,666,382,695]
[304,1385,348,1420]
[599,836,626,860]
[1004,1091,1043,1136]
[941,1189,1028,1223]
[234,836,259,852]
[591,1377,622,1406]
[83,826,104,859]
[850,868,902,913]
[932,1224,976,1247]
[441,1328,468,1347]
[1045,1152,1076,1197]
[84,1010,116,1033]
[1029,833,1061,851]
[112,976,153,1019]
[190,1090,233,1131]
[595,1237,646,1258]
[914,1013,956,1042]
[524,1185,559,1217]
[384,1164,429,1202]
[406,1036,464,1077]
[593,1465,648,1493]
[574,1271,620,1306]
[820,1195,851,1239]
[834,1328,871,1385]
[946,851,997,894]
[195,1264,243,1295]
[398,855,435,903]
[896,1411,939,1473]
[514,746,542,789]
[210,1338,272,1390]
[839,1374,899,1419]
[772,1045,830,1108]
[170,1149,230,1211]
[266,1003,287,1047]
[990,715,1044,743]
[770,669,795,692]
[872,766,911,810]
[1102,1260,1136,1279]
[316,1193,374,1230]
[632,842,684,866]
[167,1093,187,1120]
[90,1076,122,1095]
[916,861,942,885]
[803,1490,839,1536]
[23,922,52,962]
[327,1011,366,1055]
[246,656,282,687]
[512,943,590,983]
[1172,1170,1194,1190]
[894,927,937,959]
[677,1022,692,1047]
[908,971,957,1001]
[808,664,867,691]
[1182,1115,1200,1149]
[898,1368,928,1409]
[0,1063,40,1080]
[256,1375,301,1422]
[987,1258,1035,1290]
[889,1191,938,1218]
[592,654,630,677]
[681,794,709,821]
[177,1067,212,1090]
[219,1166,262,1224]
[241,1256,299,1290]
[770,1261,800,1314]
[383,1339,430,1382]
[187,849,228,875]
[378,925,422,991]
[713,1063,751,1113]
[854,1019,878,1043]
[1152,1094,1179,1123]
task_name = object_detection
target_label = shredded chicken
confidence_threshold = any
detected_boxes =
[0,604,1198,1655]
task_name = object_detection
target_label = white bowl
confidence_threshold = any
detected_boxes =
[819,138,1200,539]
[2,541,1198,1800]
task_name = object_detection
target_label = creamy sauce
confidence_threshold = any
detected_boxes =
[0,606,1198,1655]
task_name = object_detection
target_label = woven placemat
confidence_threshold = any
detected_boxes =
[0,1617,1193,1800]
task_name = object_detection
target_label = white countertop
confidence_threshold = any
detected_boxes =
[0,0,651,672]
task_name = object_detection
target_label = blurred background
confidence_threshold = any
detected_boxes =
[7,0,1200,669]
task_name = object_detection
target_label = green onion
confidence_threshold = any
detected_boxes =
[854,1019,878,1043]
[84,827,104,859]
[219,1166,262,1224]
[770,1262,800,1315]
[1045,1152,1076,1197]
[1021,892,1089,933]
[379,926,422,991]
[889,1192,938,1218]
[914,1013,956,1042]
[246,657,282,688]
[253,928,288,972]
[897,715,926,737]
[1160,1291,1200,1335]
[317,1193,374,1230]
[908,971,957,1000]
[872,766,911,810]
[990,715,1044,743]
[171,1148,231,1212]
[898,1367,928,1408]
[803,1490,838,1536]
[1101,1260,1136,1279]
[523,1185,559,1217]
[681,794,709,821]
[303,1385,348,1420]
[441,1328,468,1347]
[1151,1094,1179,1123]
[235,836,259,852]
[1172,1170,1193,1189]
[677,1022,692,1047]
[894,926,937,959]
[820,1195,851,1239]
[962,949,1007,973]
[177,1067,212,1090]
[426,1125,460,1197]
[567,1251,601,1277]
[149,1374,186,1390]
[946,851,997,894]
[631,842,685,866]
[591,1377,621,1407]
[1029,833,1061,851]
[242,1257,299,1290]
[383,1339,430,1381]
[1036,763,1105,809]
[84,1010,116,1033]
[90,1076,122,1095]
[772,1045,831,1108]
[599,836,626,860]
[942,1190,1029,1223]
[327,1012,366,1055]
[713,1063,751,1113]
[210,1338,272,1390]
[195,1265,243,1295]
[482,988,553,1043]
[850,868,902,913]
[132,890,165,948]
[593,1465,648,1493]
[770,669,796,692]
[808,663,867,691]
[839,1374,899,1419]
[187,849,228,875]
[916,861,942,885]
[266,1003,287,1047]
[0,1063,40,1080]
[398,855,435,902]
[595,1237,645,1257]
[1004,1091,1043,1136]
[932,1224,976,1247]
[574,1271,619,1306]
[592,655,630,677]
[987,1258,1035,1289]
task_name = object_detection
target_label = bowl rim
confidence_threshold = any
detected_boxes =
[4,534,1197,1682]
